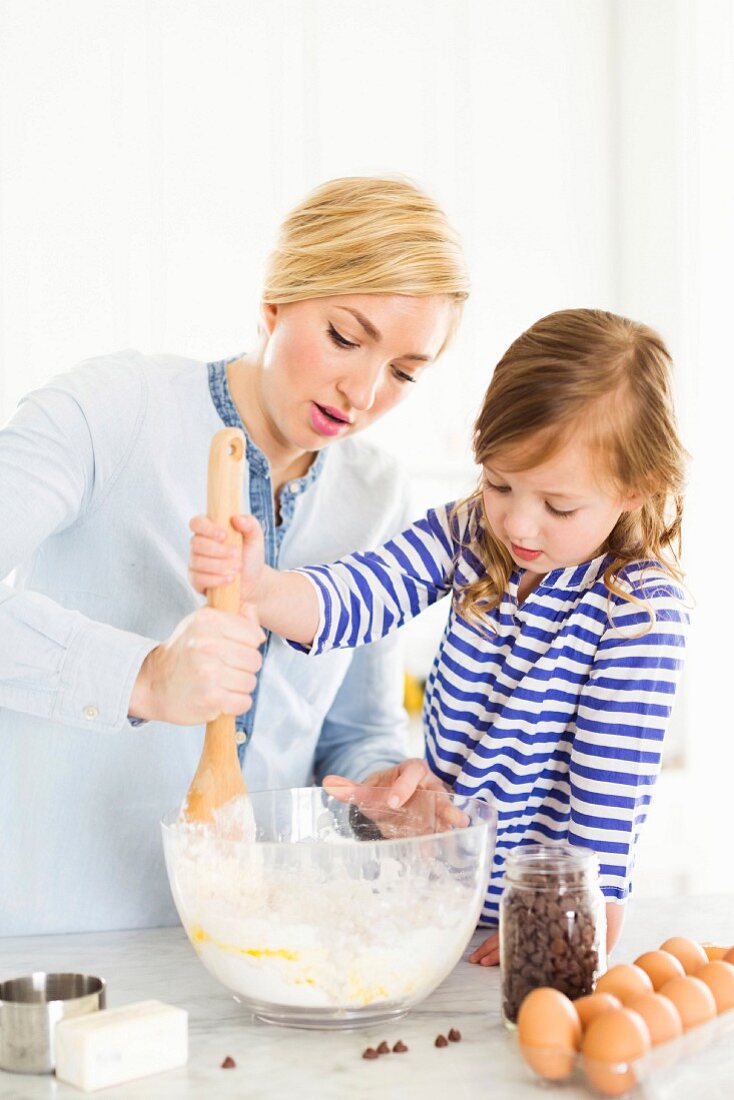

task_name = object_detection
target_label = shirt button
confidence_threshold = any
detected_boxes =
[235,729,247,744]
[83,705,99,720]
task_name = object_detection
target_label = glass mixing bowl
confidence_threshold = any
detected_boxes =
[162,786,496,1029]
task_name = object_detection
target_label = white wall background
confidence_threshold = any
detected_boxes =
[1,0,732,897]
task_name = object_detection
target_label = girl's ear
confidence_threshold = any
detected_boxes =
[260,302,279,336]
[622,490,647,513]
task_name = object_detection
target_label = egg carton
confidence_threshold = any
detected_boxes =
[522,1007,734,1098]
[631,1007,734,1099]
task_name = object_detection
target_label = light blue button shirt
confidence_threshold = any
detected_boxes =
[0,351,410,934]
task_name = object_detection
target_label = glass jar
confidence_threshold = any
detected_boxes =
[500,844,606,1027]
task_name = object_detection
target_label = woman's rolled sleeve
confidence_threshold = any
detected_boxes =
[0,586,157,732]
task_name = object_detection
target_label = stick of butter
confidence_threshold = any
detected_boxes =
[54,1000,188,1092]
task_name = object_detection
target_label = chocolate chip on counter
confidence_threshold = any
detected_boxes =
[221,1056,236,1069]
[376,1040,390,1055]
[362,1047,379,1060]
[448,1028,462,1042]
[393,1040,408,1053]
[435,1034,449,1048]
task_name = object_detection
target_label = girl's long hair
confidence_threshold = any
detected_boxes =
[457,308,687,627]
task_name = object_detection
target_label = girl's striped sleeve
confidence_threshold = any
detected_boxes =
[290,505,458,654]
[567,574,689,901]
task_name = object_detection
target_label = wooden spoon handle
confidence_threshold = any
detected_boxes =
[206,428,246,616]
[185,428,248,821]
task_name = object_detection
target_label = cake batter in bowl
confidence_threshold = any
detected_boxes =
[162,786,496,1028]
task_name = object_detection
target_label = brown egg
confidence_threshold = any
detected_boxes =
[595,963,653,1004]
[582,1007,651,1097]
[696,960,734,1014]
[626,992,683,1045]
[634,950,685,991]
[702,943,731,961]
[659,975,717,1030]
[659,936,708,975]
[724,946,734,965]
[575,992,622,1029]
[517,987,581,1081]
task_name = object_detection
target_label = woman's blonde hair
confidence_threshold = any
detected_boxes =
[458,308,687,628]
[262,177,469,349]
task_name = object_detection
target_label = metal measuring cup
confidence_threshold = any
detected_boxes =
[0,972,106,1074]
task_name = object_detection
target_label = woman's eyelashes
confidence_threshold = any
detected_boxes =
[326,323,417,384]
[484,481,576,519]
[327,323,359,349]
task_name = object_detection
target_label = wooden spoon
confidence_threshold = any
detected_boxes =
[184,427,248,824]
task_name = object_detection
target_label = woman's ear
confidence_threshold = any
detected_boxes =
[260,302,279,336]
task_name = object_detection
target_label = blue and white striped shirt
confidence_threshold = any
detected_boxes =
[295,502,688,925]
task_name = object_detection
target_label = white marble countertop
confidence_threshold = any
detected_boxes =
[1,895,732,1099]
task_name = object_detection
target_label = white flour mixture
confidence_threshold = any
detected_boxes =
[165,799,480,1010]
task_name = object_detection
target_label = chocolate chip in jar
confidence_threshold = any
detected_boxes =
[499,845,606,1026]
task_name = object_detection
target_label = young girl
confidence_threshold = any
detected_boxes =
[189,308,689,965]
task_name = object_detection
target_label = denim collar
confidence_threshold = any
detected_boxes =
[207,357,327,494]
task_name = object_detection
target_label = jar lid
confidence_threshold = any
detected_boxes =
[504,843,599,885]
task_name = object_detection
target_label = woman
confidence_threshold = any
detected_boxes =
[0,177,469,934]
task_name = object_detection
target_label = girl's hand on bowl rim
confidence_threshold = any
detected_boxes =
[323,758,469,834]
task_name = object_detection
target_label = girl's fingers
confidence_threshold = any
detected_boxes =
[231,514,262,536]
[188,568,233,593]
[190,551,240,575]
[385,758,430,808]
[436,801,471,829]
[321,775,356,804]
[468,932,500,966]
[188,561,234,580]
[321,765,468,834]
[190,534,236,560]
[189,514,227,539]
[323,777,397,816]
